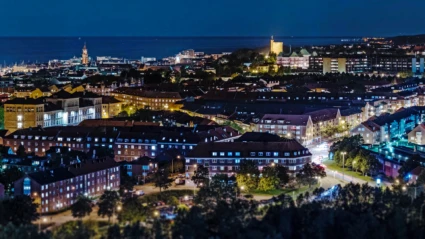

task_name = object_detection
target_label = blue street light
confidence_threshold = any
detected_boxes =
[376,178,381,186]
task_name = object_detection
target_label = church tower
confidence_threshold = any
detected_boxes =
[82,43,89,65]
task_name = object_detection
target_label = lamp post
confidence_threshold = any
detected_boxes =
[113,205,122,224]
[341,151,347,181]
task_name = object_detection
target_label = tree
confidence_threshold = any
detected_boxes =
[16,145,26,157]
[0,223,50,239]
[192,165,209,186]
[0,166,24,194]
[416,169,425,185]
[194,174,237,207]
[119,168,136,195]
[107,224,121,239]
[172,206,209,239]
[153,168,171,192]
[236,160,260,191]
[257,165,290,191]
[97,190,120,222]
[52,221,95,239]
[118,197,151,223]
[263,165,290,185]
[296,163,326,188]
[2,195,38,226]
[257,176,280,191]
[71,196,93,220]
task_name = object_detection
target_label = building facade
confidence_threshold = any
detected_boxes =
[14,158,120,213]
[185,140,312,176]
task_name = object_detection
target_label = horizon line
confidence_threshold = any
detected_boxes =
[0,35,387,38]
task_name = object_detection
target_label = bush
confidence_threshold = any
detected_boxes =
[140,190,193,205]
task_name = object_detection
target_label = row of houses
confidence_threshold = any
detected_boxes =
[2,124,240,160]
[351,106,425,145]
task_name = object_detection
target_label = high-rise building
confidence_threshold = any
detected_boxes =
[270,36,283,55]
[82,43,89,65]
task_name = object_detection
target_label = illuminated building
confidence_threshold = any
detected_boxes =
[13,157,120,213]
[4,91,103,132]
[82,43,89,65]
[276,49,311,69]
[323,57,347,73]
[101,96,123,118]
[270,36,283,55]
[111,87,182,110]
[185,139,311,176]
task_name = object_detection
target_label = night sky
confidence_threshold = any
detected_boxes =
[1,0,423,37]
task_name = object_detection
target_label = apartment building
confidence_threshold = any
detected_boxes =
[185,139,312,176]
[256,114,313,145]
[4,91,103,132]
[13,157,120,213]
[351,106,425,145]
[101,96,123,119]
[3,125,240,159]
[111,87,182,110]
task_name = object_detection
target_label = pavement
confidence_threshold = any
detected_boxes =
[308,143,391,187]
[34,206,110,231]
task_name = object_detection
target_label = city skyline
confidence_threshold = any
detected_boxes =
[1,0,424,37]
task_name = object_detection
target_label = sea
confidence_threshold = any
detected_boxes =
[0,36,361,65]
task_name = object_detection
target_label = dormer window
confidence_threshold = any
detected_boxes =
[219,152,225,156]
[212,152,217,156]
[258,152,263,156]
[250,152,255,156]
[58,137,63,141]
[227,152,233,157]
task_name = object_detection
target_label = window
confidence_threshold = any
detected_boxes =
[266,152,271,156]
[23,177,31,195]
[273,152,279,156]
[258,152,263,156]
[250,152,255,156]
[235,152,241,156]
[219,152,225,156]
[227,152,233,156]
[212,152,217,156]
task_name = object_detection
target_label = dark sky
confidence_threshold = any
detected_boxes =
[1,0,423,37]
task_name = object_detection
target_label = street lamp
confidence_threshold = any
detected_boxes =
[271,162,275,167]
[341,151,347,181]
[113,205,122,224]
[153,211,159,217]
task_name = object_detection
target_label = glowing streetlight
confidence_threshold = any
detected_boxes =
[154,211,159,217]
[271,162,275,167]
[240,186,245,190]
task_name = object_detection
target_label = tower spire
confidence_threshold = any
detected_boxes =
[82,43,89,65]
